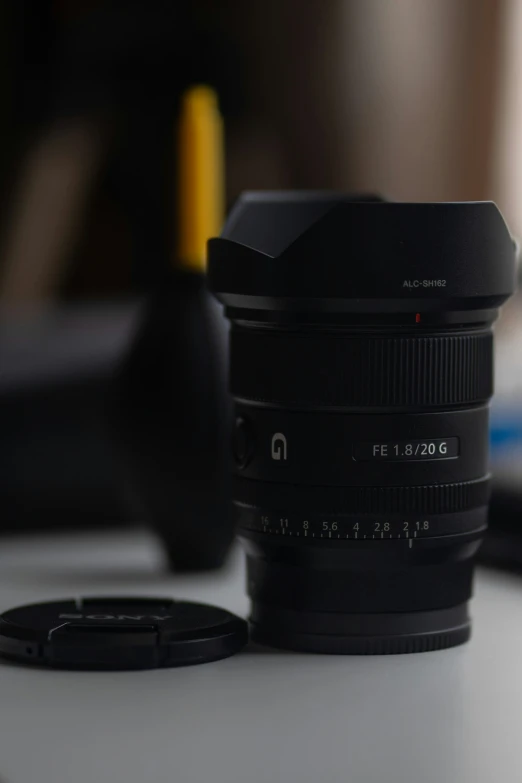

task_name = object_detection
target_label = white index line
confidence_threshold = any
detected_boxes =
[47,623,70,641]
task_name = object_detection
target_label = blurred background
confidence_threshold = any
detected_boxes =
[1,0,522,568]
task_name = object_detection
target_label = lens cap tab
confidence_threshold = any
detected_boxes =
[0,597,248,670]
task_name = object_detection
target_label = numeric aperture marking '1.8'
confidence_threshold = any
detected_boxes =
[353,437,459,462]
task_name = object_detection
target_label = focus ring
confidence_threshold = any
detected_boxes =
[231,328,493,408]
[233,476,491,515]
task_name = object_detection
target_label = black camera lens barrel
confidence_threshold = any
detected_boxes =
[208,194,516,654]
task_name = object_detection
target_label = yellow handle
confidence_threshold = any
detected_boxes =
[177,85,224,272]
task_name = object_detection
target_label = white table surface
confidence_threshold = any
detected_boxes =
[0,529,520,783]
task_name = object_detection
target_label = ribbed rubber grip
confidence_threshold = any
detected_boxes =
[234,475,491,515]
[231,327,493,408]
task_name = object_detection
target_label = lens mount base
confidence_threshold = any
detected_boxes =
[249,602,471,655]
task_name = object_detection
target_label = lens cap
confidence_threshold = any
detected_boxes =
[0,597,249,670]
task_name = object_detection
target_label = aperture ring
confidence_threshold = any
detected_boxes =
[231,327,493,408]
[233,475,491,515]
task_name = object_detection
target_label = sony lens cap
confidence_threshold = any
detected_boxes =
[0,597,249,670]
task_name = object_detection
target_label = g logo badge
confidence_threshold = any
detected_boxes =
[271,433,287,461]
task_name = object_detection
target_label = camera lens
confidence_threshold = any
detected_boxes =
[208,193,516,654]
